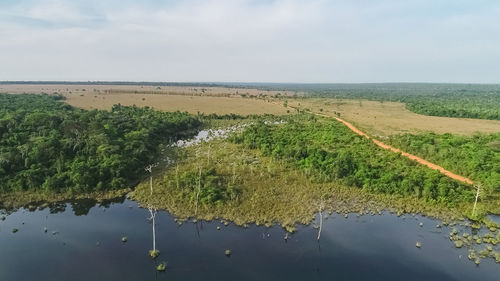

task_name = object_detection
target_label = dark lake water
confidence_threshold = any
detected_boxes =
[0,198,498,281]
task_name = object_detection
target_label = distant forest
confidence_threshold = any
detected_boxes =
[2,82,500,120]
[255,83,500,121]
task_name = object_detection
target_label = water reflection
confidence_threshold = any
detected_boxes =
[0,200,499,281]
[488,214,500,225]
[0,196,126,216]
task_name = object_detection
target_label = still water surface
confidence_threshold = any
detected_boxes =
[0,198,498,281]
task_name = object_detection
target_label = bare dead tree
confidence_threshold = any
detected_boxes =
[175,164,180,189]
[472,184,481,218]
[148,206,160,258]
[317,201,324,241]
[195,166,202,216]
[207,143,211,164]
[232,162,236,184]
[145,163,159,196]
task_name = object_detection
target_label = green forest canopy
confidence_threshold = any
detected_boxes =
[0,93,202,193]
[389,132,500,193]
[244,83,500,120]
[231,115,475,205]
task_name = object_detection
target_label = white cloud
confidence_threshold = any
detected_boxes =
[0,0,499,82]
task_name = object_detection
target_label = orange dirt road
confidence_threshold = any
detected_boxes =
[317,113,474,185]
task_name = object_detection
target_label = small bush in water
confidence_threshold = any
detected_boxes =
[157,262,167,271]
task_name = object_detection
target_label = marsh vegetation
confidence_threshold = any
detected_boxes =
[131,114,498,233]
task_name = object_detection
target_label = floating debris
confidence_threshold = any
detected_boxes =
[225,249,231,256]
[416,242,421,248]
[12,228,18,233]
[216,226,221,230]
[419,222,423,227]
[157,262,167,272]
[44,227,48,233]
[121,237,127,243]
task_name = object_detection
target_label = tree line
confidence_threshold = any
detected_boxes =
[247,83,500,120]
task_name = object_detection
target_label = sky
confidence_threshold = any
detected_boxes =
[1,0,499,83]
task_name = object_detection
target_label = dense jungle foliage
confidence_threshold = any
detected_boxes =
[231,115,475,205]
[0,94,202,193]
[388,132,500,193]
[249,83,500,120]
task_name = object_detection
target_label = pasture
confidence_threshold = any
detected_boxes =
[288,98,500,136]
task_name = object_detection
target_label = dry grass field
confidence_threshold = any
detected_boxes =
[65,92,289,115]
[288,98,500,136]
[0,84,297,97]
[2,84,499,135]
[0,84,292,115]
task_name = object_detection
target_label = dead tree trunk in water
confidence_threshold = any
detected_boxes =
[317,202,324,241]
[148,207,159,258]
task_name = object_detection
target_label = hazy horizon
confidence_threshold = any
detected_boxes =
[1,0,500,83]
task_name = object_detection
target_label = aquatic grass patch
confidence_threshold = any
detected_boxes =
[131,139,470,231]
[156,262,167,271]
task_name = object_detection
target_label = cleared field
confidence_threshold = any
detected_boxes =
[289,98,500,136]
[0,84,291,115]
[64,92,289,115]
[2,84,499,134]
[0,84,297,97]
